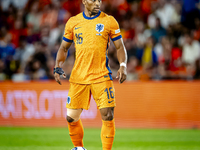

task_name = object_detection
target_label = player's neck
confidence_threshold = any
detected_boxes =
[84,9,99,18]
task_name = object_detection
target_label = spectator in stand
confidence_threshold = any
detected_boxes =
[0,59,6,80]
[137,36,158,80]
[40,25,50,45]
[168,43,183,79]
[193,18,200,41]
[9,19,27,48]
[26,1,41,32]
[194,59,200,79]
[1,0,28,11]
[54,0,71,24]
[127,56,139,80]
[14,36,35,71]
[182,33,200,79]
[151,18,166,43]
[0,33,15,61]
[25,58,47,80]
[24,42,49,80]
[181,0,200,29]
[40,4,58,29]
[0,0,200,81]
[48,23,66,47]
[0,32,16,79]
[62,0,81,16]
[126,39,137,60]
[121,19,135,40]
[182,33,200,65]
[5,4,16,30]
[141,0,158,16]
[155,0,179,28]
[133,19,150,49]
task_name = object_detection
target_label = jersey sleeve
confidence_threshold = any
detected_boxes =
[63,18,73,42]
[109,16,122,41]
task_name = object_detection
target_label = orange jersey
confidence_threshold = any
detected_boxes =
[63,11,122,84]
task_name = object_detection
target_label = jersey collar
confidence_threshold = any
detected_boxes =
[83,11,101,20]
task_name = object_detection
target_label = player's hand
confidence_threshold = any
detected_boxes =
[54,68,66,85]
[116,66,127,84]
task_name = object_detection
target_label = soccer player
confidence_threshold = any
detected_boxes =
[54,0,127,149]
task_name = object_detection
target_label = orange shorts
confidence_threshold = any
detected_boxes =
[66,80,116,110]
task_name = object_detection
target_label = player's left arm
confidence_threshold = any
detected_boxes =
[113,38,127,84]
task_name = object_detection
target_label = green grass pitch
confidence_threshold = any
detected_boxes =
[0,127,200,150]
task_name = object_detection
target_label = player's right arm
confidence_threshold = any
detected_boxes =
[54,17,74,85]
[54,40,72,85]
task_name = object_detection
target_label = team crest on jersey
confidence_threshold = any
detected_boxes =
[96,24,104,36]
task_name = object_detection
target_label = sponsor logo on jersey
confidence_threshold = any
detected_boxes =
[67,96,71,104]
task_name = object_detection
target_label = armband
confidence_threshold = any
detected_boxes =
[120,62,127,68]
[54,67,64,75]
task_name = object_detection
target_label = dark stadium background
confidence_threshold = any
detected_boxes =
[0,0,200,149]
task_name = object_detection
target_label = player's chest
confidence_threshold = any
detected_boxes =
[73,20,109,40]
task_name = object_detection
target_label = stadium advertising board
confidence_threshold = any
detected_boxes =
[0,81,200,128]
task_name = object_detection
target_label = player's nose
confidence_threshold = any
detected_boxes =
[95,0,100,6]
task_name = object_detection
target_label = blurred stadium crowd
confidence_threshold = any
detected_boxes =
[0,0,200,81]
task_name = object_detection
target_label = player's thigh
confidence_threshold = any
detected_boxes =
[67,82,91,110]
[91,80,116,109]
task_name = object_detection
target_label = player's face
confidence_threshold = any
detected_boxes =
[83,0,102,15]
